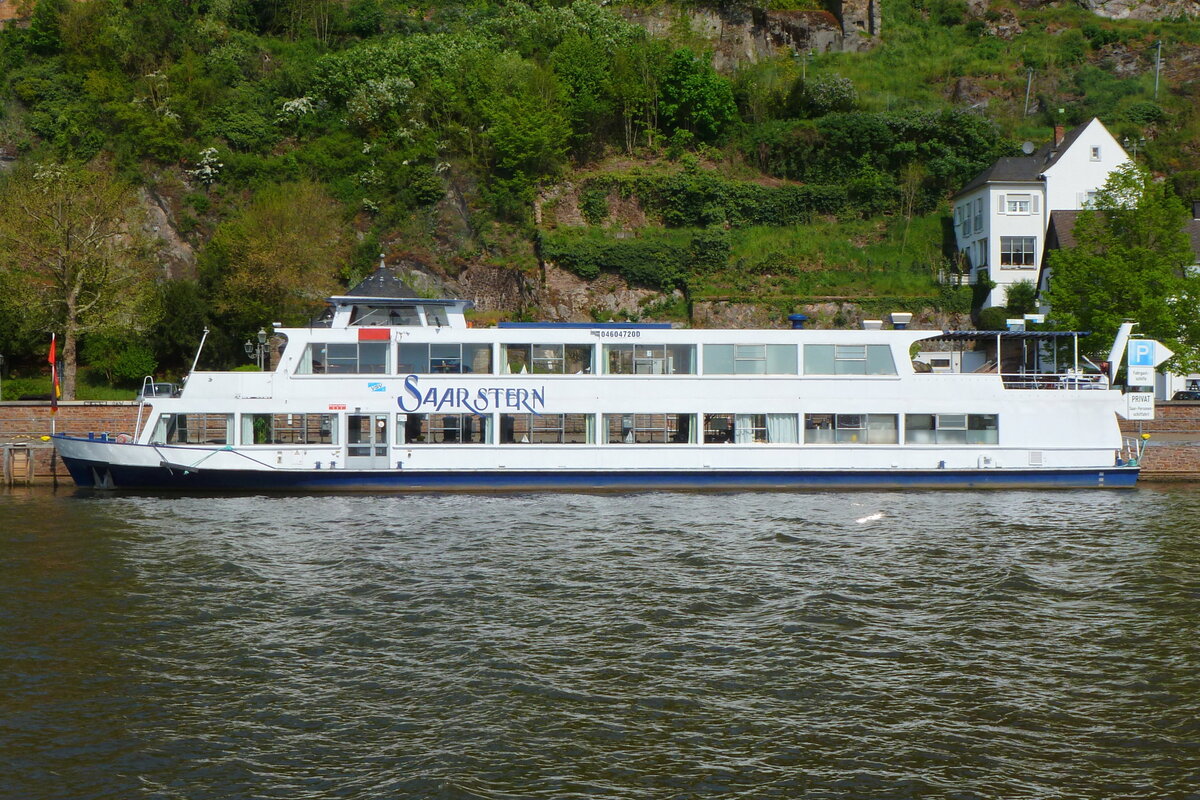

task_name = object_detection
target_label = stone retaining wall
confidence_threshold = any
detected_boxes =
[0,402,146,482]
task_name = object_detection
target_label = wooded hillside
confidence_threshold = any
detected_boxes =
[0,0,1197,393]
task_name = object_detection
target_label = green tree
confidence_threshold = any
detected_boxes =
[0,160,159,399]
[200,180,352,341]
[1045,163,1200,369]
[1004,279,1038,316]
[659,48,736,144]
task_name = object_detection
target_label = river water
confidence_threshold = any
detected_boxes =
[2,486,1198,800]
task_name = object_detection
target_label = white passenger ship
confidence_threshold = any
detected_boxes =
[54,264,1143,491]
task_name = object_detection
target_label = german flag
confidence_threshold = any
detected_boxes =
[48,333,59,414]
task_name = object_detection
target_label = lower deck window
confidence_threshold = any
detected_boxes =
[500,413,593,443]
[241,413,335,445]
[397,413,490,444]
[704,413,799,443]
[905,414,998,444]
[804,414,898,444]
[605,414,695,444]
[152,413,233,445]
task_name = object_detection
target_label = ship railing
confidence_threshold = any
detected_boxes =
[999,372,1110,390]
[1121,436,1147,465]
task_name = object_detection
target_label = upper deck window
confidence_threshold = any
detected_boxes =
[297,342,389,374]
[399,343,492,374]
[704,344,797,375]
[350,305,421,326]
[502,343,593,374]
[803,344,896,375]
[605,344,696,375]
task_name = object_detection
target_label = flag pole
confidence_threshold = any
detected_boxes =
[48,333,58,436]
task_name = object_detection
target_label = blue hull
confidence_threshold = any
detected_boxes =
[60,456,1140,492]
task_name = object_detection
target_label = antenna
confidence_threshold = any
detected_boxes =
[1021,141,1035,155]
[189,327,210,376]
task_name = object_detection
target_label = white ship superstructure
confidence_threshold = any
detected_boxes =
[53,265,1142,491]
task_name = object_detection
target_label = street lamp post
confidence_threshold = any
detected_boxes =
[1123,136,1146,159]
[243,328,268,370]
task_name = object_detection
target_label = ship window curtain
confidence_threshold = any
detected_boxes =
[767,414,798,443]
[734,414,756,443]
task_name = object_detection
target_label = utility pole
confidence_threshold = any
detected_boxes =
[1154,40,1162,100]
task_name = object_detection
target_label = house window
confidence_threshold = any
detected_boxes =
[1006,194,1032,214]
[1090,146,1101,161]
[973,198,983,233]
[977,238,988,267]
[1000,236,1036,268]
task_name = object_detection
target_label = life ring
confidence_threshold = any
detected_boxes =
[114,433,134,444]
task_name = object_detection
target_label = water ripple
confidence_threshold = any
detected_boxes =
[2,487,1199,799]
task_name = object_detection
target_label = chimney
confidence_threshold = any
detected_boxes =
[788,314,808,330]
[1054,125,1065,146]
[1193,200,1200,221]
[862,320,883,330]
[890,312,913,330]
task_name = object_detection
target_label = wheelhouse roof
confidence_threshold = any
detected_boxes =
[929,330,1090,342]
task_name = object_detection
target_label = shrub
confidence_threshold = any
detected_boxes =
[81,335,158,386]
[786,74,858,119]
[977,305,1010,330]
[1004,279,1038,315]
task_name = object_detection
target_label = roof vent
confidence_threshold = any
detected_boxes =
[788,314,808,330]
[862,320,883,330]
[890,312,913,330]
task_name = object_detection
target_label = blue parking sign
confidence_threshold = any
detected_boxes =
[1128,340,1155,366]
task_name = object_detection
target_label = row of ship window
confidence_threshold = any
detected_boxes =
[152,412,999,447]
[295,342,899,376]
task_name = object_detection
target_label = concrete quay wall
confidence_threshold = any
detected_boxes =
[3,401,1200,485]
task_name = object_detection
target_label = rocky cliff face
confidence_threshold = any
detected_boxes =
[620,4,873,70]
[1075,0,1198,20]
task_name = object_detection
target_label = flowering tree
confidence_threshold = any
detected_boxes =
[0,161,159,398]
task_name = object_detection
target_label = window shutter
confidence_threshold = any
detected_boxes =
[997,194,1006,214]
[1031,195,1039,214]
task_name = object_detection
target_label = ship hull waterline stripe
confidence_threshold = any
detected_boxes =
[61,457,1139,492]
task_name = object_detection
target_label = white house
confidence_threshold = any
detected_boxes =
[951,118,1130,309]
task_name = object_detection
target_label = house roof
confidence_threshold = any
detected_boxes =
[1046,210,1083,249]
[1041,209,1200,288]
[953,119,1100,198]
[956,157,1044,196]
